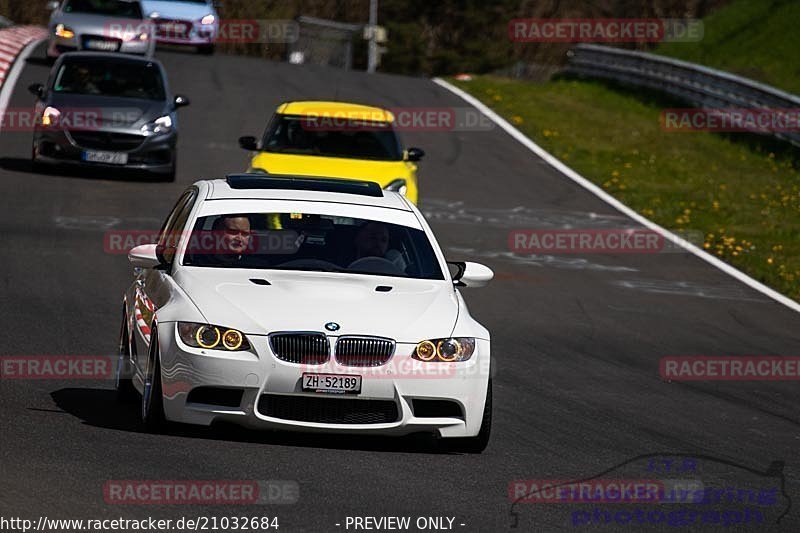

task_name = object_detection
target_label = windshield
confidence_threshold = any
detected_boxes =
[63,0,144,18]
[262,115,404,161]
[183,212,444,280]
[53,60,165,100]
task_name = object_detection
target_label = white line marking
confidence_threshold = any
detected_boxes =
[433,77,800,314]
[0,37,45,134]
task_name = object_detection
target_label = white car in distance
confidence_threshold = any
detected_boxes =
[119,175,494,452]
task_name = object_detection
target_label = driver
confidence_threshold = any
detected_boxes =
[352,221,406,272]
[354,221,389,259]
[210,215,252,264]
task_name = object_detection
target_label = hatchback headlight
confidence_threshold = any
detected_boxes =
[178,322,251,351]
[54,24,75,39]
[413,337,475,362]
[384,178,408,196]
[140,115,173,136]
[201,14,215,25]
[41,106,61,127]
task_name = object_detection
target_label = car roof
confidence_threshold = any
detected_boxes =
[201,175,412,211]
[276,101,394,123]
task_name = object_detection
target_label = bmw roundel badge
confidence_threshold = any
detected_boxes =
[325,322,340,332]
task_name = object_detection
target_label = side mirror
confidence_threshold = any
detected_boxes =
[173,94,190,108]
[449,261,493,288]
[47,0,60,11]
[128,244,161,269]
[238,135,259,151]
[406,147,425,162]
[28,83,45,98]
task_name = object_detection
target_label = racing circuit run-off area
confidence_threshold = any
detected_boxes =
[0,1,799,532]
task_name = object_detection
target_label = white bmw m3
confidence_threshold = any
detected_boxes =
[117,174,494,451]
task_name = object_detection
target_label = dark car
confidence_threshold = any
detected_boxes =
[28,52,188,180]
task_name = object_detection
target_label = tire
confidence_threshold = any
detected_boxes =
[115,310,138,403]
[445,378,492,453]
[141,327,168,431]
[198,44,215,55]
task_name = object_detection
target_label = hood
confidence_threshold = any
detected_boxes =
[54,12,146,34]
[48,93,168,128]
[250,152,414,186]
[141,1,214,20]
[174,268,458,342]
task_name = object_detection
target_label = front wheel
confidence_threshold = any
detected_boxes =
[115,311,137,402]
[141,327,168,431]
[198,44,215,55]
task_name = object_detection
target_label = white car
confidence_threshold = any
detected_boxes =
[46,0,156,58]
[141,0,219,54]
[118,175,494,452]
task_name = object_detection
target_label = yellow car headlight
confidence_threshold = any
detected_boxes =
[412,337,475,362]
[178,322,251,351]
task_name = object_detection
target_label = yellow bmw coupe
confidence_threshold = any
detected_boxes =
[238,101,424,204]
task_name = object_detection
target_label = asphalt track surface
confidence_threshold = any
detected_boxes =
[1,43,799,531]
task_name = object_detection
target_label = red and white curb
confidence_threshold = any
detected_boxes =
[0,26,48,88]
[134,298,156,343]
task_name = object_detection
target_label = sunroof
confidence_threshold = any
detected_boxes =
[225,174,384,197]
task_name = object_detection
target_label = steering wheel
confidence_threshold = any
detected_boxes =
[347,256,405,275]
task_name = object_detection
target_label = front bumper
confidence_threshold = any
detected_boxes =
[47,34,152,58]
[153,20,217,46]
[33,127,176,173]
[150,324,490,438]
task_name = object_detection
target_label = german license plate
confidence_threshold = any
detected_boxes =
[85,40,119,51]
[302,373,362,394]
[82,150,128,165]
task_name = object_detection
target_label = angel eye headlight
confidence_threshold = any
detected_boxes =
[222,329,243,350]
[178,322,250,351]
[413,337,475,362]
[415,340,437,361]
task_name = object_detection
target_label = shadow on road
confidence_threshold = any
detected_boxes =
[51,387,457,454]
[0,157,170,182]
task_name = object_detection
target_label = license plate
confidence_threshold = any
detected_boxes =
[85,39,119,51]
[82,150,128,165]
[302,373,362,394]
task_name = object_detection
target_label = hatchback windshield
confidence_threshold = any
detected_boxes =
[53,60,165,100]
[64,0,144,18]
[262,115,403,161]
[183,212,444,279]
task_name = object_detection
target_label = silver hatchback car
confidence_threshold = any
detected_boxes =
[46,0,155,59]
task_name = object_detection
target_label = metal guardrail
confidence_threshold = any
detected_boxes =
[565,43,800,148]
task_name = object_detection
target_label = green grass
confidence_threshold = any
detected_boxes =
[656,0,800,95]
[452,76,800,301]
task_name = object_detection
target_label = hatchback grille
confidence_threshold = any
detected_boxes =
[69,131,145,151]
[154,19,193,39]
[269,333,329,364]
[335,336,395,366]
[258,394,399,424]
